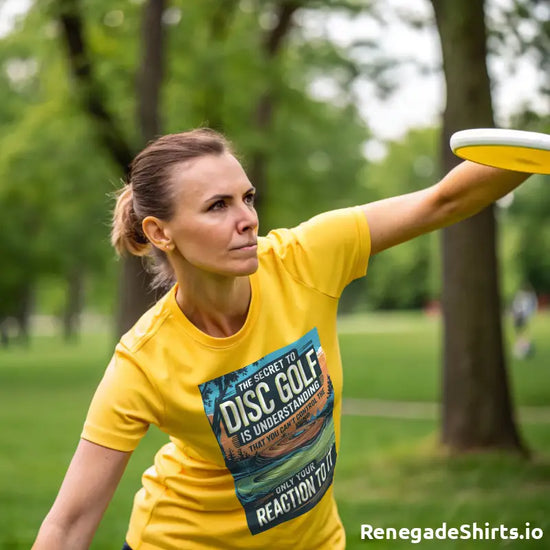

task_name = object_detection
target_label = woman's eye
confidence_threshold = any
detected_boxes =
[209,200,226,211]
[245,193,256,206]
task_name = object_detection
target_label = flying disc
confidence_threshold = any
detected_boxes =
[450,128,550,174]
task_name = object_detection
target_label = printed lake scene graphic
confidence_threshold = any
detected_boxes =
[199,328,336,535]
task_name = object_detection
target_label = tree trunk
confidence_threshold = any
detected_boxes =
[249,1,301,219]
[15,281,33,346]
[0,280,32,347]
[431,0,526,453]
[114,0,167,336]
[137,0,165,142]
[57,0,166,337]
[63,268,84,342]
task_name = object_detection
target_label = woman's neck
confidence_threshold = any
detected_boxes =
[175,274,251,338]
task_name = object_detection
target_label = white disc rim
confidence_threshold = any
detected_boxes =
[450,128,550,153]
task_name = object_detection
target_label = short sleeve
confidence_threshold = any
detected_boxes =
[81,343,164,452]
[264,206,371,297]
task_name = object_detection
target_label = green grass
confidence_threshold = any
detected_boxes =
[339,311,550,406]
[337,417,550,549]
[0,313,549,548]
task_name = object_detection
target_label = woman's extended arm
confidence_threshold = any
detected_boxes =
[33,439,131,550]
[363,161,530,255]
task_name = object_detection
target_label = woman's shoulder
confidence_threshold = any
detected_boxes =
[257,225,301,257]
[119,286,175,353]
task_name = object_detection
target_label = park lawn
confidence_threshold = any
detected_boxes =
[337,417,550,549]
[339,310,550,406]
[0,312,548,548]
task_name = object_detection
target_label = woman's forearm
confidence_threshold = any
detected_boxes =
[33,516,96,550]
[362,160,532,254]
[436,160,530,224]
[32,440,131,550]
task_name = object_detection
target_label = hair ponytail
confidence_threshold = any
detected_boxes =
[111,185,150,257]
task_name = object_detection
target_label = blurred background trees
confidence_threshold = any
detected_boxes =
[0,0,375,339]
[0,0,548,453]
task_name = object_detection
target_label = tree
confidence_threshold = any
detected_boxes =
[485,0,549,128]
[0,9,117,343]
[117,0,166,336]
[247,0,302,215]
[56,0,164,336]
[52,0,372,333]
[1,0,372,340]
[431,0,526,454]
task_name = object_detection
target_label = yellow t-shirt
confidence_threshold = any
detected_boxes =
[82,207,370,550]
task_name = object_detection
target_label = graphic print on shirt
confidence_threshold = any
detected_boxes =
[199,327,336,535]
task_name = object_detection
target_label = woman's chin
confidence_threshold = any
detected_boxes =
[213,258,259,278]
[238,258,259,276]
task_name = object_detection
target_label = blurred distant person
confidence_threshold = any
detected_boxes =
[512,285,538,359]
[33,128,533,550]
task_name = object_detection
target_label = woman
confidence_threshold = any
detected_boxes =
[33,128,529,549]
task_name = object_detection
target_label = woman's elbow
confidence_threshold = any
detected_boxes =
[429,183,485,229]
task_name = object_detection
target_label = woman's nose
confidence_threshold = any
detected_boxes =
[237,202,258,233]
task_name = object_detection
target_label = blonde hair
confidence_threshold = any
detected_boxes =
[111,185,150,257]
[111,128,232,289]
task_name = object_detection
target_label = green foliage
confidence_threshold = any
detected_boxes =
[0,0,547,320]
[506,174,550,294]
[0,1,121,319]
[358,127,441,309]
[487,0,549,81]
[1,0,374,322]
[0,93,117,293]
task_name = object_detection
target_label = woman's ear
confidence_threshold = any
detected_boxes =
[142,216,174,251]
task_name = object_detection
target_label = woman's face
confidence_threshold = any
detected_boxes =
[165,153,259,279]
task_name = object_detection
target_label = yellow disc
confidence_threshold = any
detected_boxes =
[455,144,550,174]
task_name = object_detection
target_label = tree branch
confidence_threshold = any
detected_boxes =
[263,1,302,55]
[56,0,134,174]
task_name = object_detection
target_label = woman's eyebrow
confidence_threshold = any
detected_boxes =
[204,187,256,204]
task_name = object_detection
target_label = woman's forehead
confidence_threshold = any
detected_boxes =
[170,154,251,200]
